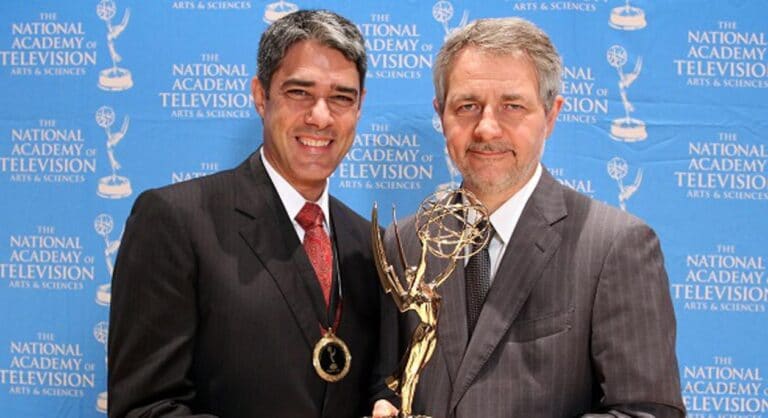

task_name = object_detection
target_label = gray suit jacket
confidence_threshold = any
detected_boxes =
[109,153,382,418]
[379,168,685,418]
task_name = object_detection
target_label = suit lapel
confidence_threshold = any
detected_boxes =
[323,199,362,408]
[450,170,567,410]
[235,153,325,349]
[433,242,468,385]
[412,207,470,385]
[328,198,354,333]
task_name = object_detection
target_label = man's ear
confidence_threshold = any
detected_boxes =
[544,95,564,139]
[252,77,267,117]
[433,98,447,134]
[356,88,366,119]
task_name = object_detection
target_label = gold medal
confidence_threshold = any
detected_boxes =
[312,328,351,382]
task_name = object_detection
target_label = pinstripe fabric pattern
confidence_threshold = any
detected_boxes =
[109,154,382,418]
[380,168,684,418]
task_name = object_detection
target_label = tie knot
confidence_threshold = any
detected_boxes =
[474,220,494,250]
[296,202,325,230]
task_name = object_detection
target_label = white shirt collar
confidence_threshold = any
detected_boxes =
[462,164,542,282]
[260,148,331,237]
[489,163,542,247]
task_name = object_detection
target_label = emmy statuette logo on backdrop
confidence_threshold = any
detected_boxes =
[97,0,133,91]
[607,45,647,142]
[95,106,132,199]
[432,114,461,192]
[94,214,121,306]
[371,189,489,418]
[607,157,643,211]
[432,0,469,40]
[93,321,110,413]
[609,0,647,31]
[263,1,299,24]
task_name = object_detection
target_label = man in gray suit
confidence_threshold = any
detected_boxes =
[109,10,383,418]
[372,17,685,418]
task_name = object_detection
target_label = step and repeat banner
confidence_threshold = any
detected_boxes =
[1,0,766,417]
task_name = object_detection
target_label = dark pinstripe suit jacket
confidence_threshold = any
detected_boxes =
[108,153,381,418]
[379,168,685,418]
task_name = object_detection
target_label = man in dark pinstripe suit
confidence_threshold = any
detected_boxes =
[108,11,383,418]
[373,17,685,418]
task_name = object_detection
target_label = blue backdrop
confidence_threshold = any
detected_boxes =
[1,1,767,416]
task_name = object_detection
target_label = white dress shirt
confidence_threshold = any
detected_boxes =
[260,148,331,241]
[479,164,542,284]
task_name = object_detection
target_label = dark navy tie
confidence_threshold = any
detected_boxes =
[465,224,492,337]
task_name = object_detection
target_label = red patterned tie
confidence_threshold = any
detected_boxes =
[296,203,333,307]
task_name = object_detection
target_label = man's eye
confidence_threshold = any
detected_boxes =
[330,95,356,107]
[504,103,524,111]
[457,103,478,113]
[285,89,311,99]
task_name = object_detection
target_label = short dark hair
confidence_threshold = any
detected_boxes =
[257,10,367,93]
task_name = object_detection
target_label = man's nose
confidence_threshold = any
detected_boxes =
[305,98,333,129]
[473,106,502,140]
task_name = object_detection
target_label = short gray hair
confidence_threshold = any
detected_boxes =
[257,10,367,93]
[433,17,562,113]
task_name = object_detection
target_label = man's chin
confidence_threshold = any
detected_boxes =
[464,175,521,195]
[295,159,336,174]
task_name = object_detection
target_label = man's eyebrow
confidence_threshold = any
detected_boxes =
[501,93,525,101]
[280,78,315,89]
[447,93,527,103]
[280,79,359,98]
[447,93,479,102]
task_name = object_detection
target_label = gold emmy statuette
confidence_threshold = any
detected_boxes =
[371,189,489,418]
